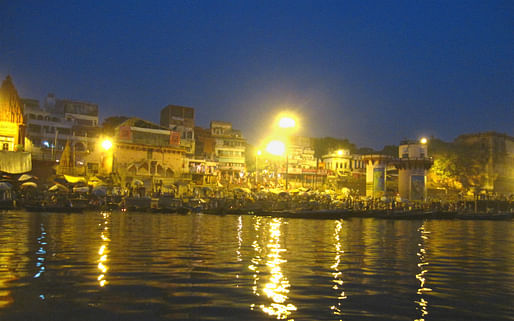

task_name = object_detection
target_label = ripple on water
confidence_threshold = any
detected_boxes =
[0,212,512,321]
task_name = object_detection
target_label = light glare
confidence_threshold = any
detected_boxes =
[266,140,285,156]
[278,117,296,129]
[101,139,113,151]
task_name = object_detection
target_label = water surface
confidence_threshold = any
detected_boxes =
[0,211,512,320]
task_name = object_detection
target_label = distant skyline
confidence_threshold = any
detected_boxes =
[1,1,512,149]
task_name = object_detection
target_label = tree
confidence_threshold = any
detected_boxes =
[102,116,129,136]
[379,145,398,157]
[313,137,357,159]
[427,137,492,196]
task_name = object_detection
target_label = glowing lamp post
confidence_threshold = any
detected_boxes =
[256,149,262,185]
[102,139,113,151]
[266,140,285,187]
[101,138,114,175]
[278,116,296,129]
[277,116,297,190]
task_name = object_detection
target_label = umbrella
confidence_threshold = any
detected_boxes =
[64,175,87,184]
[233,187,252,194]
[0,182,13,190]
[73,186,90,193]
[92,185,107,197]
[53,177,68,185]
[88,176,105,187]
[49,183,69,192]
[21,181,38,188]
[18,174,34,181]
[132,179,144,186]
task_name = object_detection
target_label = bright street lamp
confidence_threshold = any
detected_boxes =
[266,140,285,187]
[101,139,113,151]
[255,149,262,185]
[420,137,428,144]
[278,116,296,129]
[266,140,285,156]
[100,138,114,174]
[277,116,297,190]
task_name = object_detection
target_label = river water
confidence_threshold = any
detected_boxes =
[0,210,512,321]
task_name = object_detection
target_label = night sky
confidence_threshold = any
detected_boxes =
[1,1,512,149]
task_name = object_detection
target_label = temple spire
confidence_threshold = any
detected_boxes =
[0,75,24,124]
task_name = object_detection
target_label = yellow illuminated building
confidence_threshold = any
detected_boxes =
[0,75,25,151]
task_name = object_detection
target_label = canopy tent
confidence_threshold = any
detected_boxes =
[20,181,38,188]
[88,176,106,187]
[64,175,87,184]
[131,179,144,186]
[18,174,34,181]
[0,182,13,190]
[233,187,252,194]
[73,186,90,193]
[49,183,69,192]
[92,185,107,196]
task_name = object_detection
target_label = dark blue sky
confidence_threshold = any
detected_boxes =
[1,0,512,149]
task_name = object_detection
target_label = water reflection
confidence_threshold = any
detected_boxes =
[0,212,512,321]
[235,215,243,287]
[330,220,347,319]
[34,223,47,301]
[34,223,47,280]
[249,216,263,297]
[415,223,431,321]
[97,212,111,287]
[252,218,296,320]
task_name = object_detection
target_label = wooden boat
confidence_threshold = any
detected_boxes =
[122,197,152,212]
[152,197,190,214]
[456,211,513,220]
[24,204,84,213]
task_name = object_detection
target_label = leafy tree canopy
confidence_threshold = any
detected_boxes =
[102,116,129,135]
[313,137,357,159]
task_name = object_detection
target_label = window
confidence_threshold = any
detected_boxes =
[28,124,41,133]
[147,149,153,160]
[2,143,8,150]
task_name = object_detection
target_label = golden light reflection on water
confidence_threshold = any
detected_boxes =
[415,223,431,321]
[249,216,263,296]
[97,212,111,287]
[330,220,347,319]
[250,218,296,320]
[235,215,243,287]
[237,215,243,262]
[0,215,31,308]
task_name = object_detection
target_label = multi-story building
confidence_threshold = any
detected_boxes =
[160,105,195,157]
[322,148,365,192]
[394,140,433,201]
[22,94,100,161]
[455,132,514,194]
[106,118,187,190]
[288,136,317,170]
[210,121,247,180]
[322,149,364,174]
